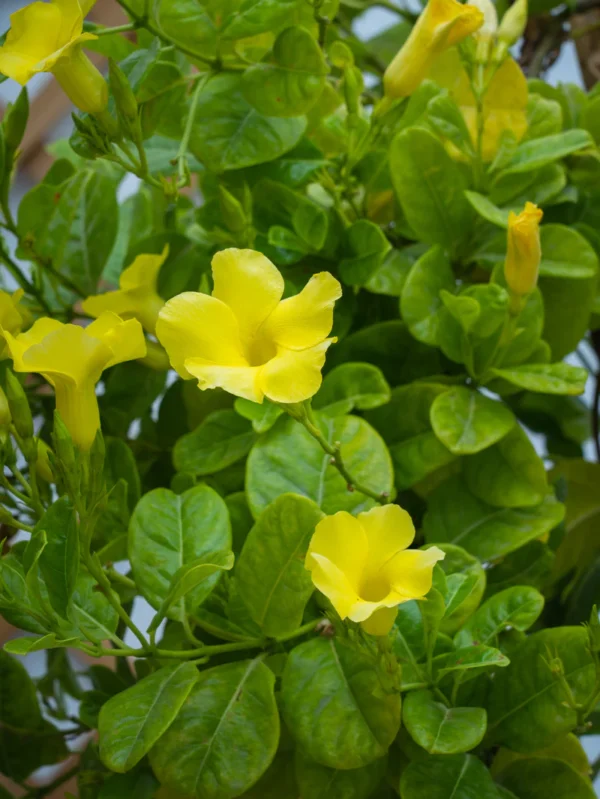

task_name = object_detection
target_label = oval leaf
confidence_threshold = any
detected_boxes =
[430,387,516,455]
[455,586,545,648]
[173,409,257,476]
[403,690,487,754]
[401,754,499,799]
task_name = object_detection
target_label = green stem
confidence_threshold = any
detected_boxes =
[176,73,210,188]
[93,22,138,36]
[106,567,137,589]
[0,473,33,506]
[275,618,321,643]
[0,246,52,314]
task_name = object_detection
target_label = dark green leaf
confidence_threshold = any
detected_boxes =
[497,757,595,799]
[400,754,499,799]
[295,750,387,799]
[400,246,455,345]
[339,220,391,286]
[37,497,79,618]
[173,410,257,476]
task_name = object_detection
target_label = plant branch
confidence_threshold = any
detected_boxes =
[0,245,52,313]
[175,73,210,188]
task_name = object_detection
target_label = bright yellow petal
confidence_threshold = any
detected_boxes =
[306,511,368,592]
[262,272,342,350]
[83,287,164,335]
[0,291,24,336]
[306,553,361,620]
[120,246,169,291]
[360,606,399,636]
[0,2,64,83]
[257,339,333,404]
[78,0,97,14]
[19,324,113,386]
[52,0,84,42]
[3,318,64,370]
[53,377,100,451]
[184,360,263,403]
[383,546,446,599]
[358,504,416,576]
[156,291,247,379]
[87,314,147,368]
[211,249,284,344]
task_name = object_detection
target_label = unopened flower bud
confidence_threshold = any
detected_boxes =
[4,371,33,440]
[504,201,543,300]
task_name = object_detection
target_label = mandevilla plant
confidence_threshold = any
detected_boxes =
[0,0,600,796]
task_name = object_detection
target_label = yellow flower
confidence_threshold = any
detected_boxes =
[429,49,528,161]
[82,247,168,335]
[2,312,146,450]
[305,505,445,636]
[0,0,108,114]
[156,248,342,405]
[384,0,483,98]
[0,289,27,357]
[505,201,544,297]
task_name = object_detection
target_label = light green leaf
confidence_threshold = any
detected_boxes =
[234,398,283,434]
[432,644,509,679]
[99,663,199,773]
[314,363,391,416]
[69,570,119,644]
[400,246,455,345]
[403,690,487,754]
[235,494,323,637]
[173,409,257,476]
[4,633,80,655]
[339,220,391,286]
[430,387,515,455]
[464,191,510,228]
[489,363,588,395]
[455,586,544,648]
[499,129,594,175]
[497,757,595,799]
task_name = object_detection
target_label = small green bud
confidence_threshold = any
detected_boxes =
[88,428,106,499]
[3,88,29,155]
[109,59,139,131]
[0,386,11,428]
[52,410,76,473]
[4,371,33,440]
[498,0,528,46]
[329,40,354,69]
[218,185,248,235]
[35,439,54,483]
[343,65,363,116]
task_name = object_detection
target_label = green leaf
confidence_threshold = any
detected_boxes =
[99,663,199,773]
[339,220,391,286]
[463,425,548,508]
[36,497,79,618]
[295,750,387,799]
[497,757,595,799]
[69,571,119,644]
[436,545,487,633]
[392,600,426,688]
[400,246,455,345]
[235,494,323,636]
[430,387,516,455]
[242,26,327,117]
[365,245,423,297]
[498,129,594,175]
[455,586,544,648]
[281,638,401,769]
[400,754,499,799]
[486,541,555,596]
[402,690,487,754]
[173,410,257,476]
[424,475,564,560]
[221,0,302,39]
[234,398,283,434]
[432,644,509,679]
[464,191,510,228]
[487,627,596,752]
[489,363,588,395]
[3,633,80,655]
[129,485,231,616]
[390,127,474,252]
[314,363,391,416]
[190,73,306,172]
[149,551,235,634]
[105,438,141,513]
[525,93,563,139]
[150,658,279,799]
[246,413,393,517]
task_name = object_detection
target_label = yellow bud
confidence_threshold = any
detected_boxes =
[504,202,543,298]
[52,47,108,114]
[383,0,484,98]
[498,0,528,46]
[470,0,498,63]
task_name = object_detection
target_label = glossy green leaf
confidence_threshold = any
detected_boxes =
[69,570,119,644]
[242,26,327,117]
[246,413,393,517]
[424,476,565,560]
[240,752,297,798]
[486,541,555,596]
[129,485,231,615]
[314,363,391,416]
[281,638,401,769]
[497,757,595,799]
[432,644,509,679]
[150,658,279,799]
[463,426,548,508]
[455,586,544,647]
[339,220,391,286]
[235,494,323,636]
[36,497,79,618]
[295,750,387,799]
[487,627,596,752]
[173,410,257,476]
[221,0,302,39]
[99,663,199,773]
[430,387,515,455]
[401,754,499,799]
[435,545,487,633]
[464,191,510,228]
[400,246,455,345]
[390,127,474,251]
[489,363,588,395]
[403,690,487,754]
[499,129,594,175]
[3,633,80,655]
[234,398,283,434]
[190,73,306,172]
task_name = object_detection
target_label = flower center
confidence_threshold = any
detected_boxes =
[359,573,391,602]
[245,332,277,367]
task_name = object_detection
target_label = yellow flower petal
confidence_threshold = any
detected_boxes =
[358,504,416,576]
[262,272,342,350]
[184,360,263,403]
[87,314,147,368]
[156,291,247,379]
[306,511,368,593]
[3,318,64,370]
[211,249,284,343]
[505,202,543,297]
[119,247,169,291]
[53,0,84,42]
[0,291,24,337]
[383,546,446,598]
[53,377,100,451]
[360,606,399,636]
[0,2,64,84]
[306,553,362,620]
[257,339,334,404]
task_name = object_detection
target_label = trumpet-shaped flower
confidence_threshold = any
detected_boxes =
[429,49,528,161]
[384,0,483,98]
[305,505,445,636]
[1,312,146,450]
[505,202,543,297]
[0,0,107,114]
[156,248,342,405]
[82,247,168,335]
[0,290,27,358]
